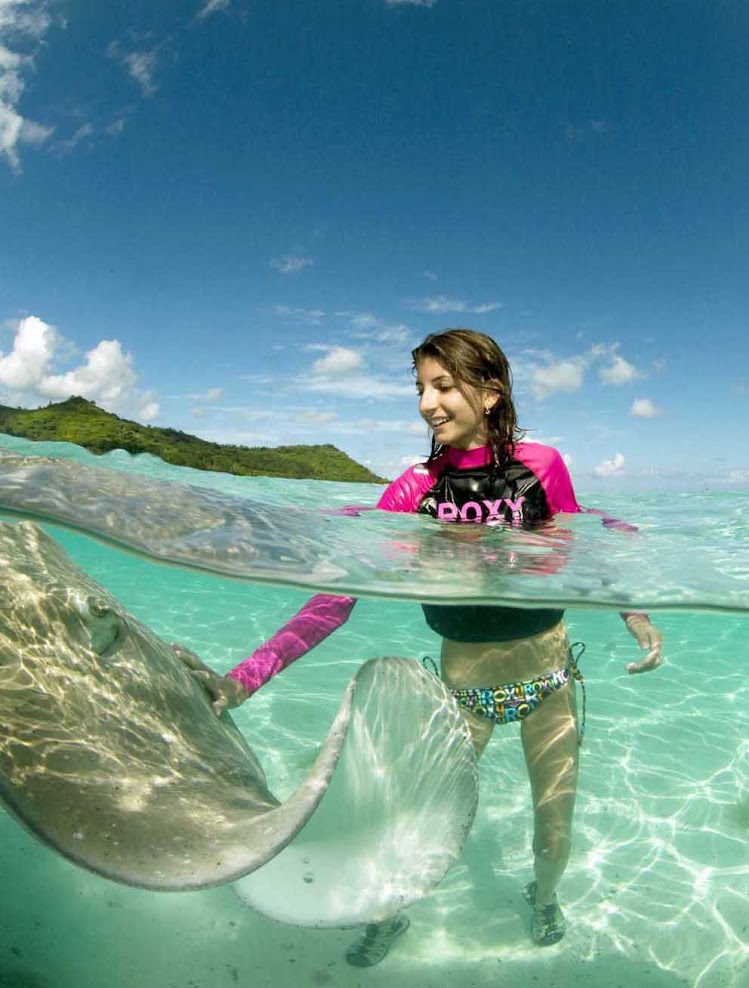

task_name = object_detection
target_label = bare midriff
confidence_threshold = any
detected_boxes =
[440,618,570,690]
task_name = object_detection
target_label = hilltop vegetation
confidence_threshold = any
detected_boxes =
[0,397,386,483]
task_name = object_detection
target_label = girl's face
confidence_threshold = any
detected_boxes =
[415,356,492,450]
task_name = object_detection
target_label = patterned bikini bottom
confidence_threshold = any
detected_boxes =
[448,644,587,740]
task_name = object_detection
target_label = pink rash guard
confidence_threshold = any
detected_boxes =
[227,442,641,695]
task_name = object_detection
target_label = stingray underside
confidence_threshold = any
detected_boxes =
[0,520,477,924]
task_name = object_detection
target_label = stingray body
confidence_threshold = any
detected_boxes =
[0,521,477,925]
[0,449,335,583]
[0,449,554,602]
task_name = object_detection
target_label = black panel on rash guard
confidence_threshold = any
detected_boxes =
[417,457,551,526]
[417,456,563,642]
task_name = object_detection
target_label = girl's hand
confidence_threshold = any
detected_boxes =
[171,643,251,715]
[623,616,664,675]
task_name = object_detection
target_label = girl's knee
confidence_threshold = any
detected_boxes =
[532,830,572,864]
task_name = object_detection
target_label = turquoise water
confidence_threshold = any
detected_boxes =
[0,437,747,988]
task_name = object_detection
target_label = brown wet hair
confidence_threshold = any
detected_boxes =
[412,328,523,471]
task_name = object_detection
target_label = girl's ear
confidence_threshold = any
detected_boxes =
[484,386,502,414]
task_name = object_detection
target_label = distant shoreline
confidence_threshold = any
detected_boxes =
[0,397,386,484]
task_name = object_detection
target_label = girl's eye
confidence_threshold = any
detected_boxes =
[415,381,453,395]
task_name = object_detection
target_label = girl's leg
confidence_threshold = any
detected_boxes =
[520,680,579,906]
[439,648,495,757]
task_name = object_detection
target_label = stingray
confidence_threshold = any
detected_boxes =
[0,520,478,926]
[0,449,574,605]
[0,448,341,585]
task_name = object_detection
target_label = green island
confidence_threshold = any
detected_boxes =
[0,396,387,483]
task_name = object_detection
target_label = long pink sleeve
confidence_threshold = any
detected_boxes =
[227,593,357,695]
[376,461,439,512]
[513,443,581,514]
[225,464,433,696]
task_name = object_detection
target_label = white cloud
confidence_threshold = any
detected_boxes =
[106,116,126,137]
[340,312,379,331]
[342,311,411,344]
[350,418,415,434]
[310,346,363,376]
[185,385,223,403]
[19,116,52,143]
[530,358,586,400]
[594,452,625,478]
[599,354,642,386]
[0,314,58,388]
[301,373,412,400]
[0,314,159,421]
[516,343,644,401]
[123,51,159,98]
[55,122,94,153]
[274,305,326,324]
[39,339,160,420]
[414,295,501,315]
[295,410,337,425]
[52,116,126,154]
[107,42,160,98]
[0,0,54,168]
[299,345,412,400]
[0,103,23,166]
[374,452,425,481]
[270,254,313,275]
[296,416,423,437]
[372,323,410,344]
[237,373,274,386]
[0,0,50,36]
[0,44,24,102]
[630,397,663,418]
[196,0,230,20]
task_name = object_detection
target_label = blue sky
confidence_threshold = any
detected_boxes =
[1,0,747,488]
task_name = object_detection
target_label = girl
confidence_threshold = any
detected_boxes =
[196,329,664,964]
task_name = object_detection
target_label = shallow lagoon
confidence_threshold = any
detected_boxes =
[0,439,746,988]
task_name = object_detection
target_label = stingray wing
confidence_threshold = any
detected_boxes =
[0,521,477,918]
[235,656,478,927]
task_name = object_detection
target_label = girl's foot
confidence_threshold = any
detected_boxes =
[345,913,411,967]
[524,881,566,946]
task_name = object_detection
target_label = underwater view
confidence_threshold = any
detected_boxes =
[0,437,746,988]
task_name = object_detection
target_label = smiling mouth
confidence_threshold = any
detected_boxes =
[431,418,450,428]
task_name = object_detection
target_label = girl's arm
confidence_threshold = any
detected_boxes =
[179,593,358,715]
[227,593,358,696]
[200,464,435,710]
[620,612,664,674]
[522,443,665,673]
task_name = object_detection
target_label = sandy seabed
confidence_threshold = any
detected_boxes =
[1,574,747,988]
[2,712,746,988]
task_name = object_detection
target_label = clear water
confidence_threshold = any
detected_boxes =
[0,437,747,988]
